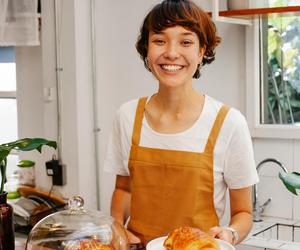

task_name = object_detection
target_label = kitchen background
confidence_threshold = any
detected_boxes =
[4,0,300,228]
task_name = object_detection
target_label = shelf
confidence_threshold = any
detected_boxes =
[220,6,300,17]
[211,0,300,25]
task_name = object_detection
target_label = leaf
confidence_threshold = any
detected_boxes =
[7,191,21,199]
[279,172,300,195]
[17,160,35,168]
[0,163,5,181]
[7,138,57,152]
[0,145,12,164]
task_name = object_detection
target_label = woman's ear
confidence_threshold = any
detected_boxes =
[198,46,206,64]
[199,46,206,57]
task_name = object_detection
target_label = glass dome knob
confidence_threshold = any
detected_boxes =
[68,195,84,211]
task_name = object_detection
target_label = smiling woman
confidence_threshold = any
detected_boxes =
[103,0,258,247]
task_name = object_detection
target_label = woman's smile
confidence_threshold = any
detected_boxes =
[159,64,184,72]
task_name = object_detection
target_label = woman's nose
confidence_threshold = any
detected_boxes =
[163,43,179,60]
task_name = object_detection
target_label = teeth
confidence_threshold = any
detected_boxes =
[161,65,183,72]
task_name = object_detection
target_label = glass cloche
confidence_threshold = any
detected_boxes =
[26,196,129,250]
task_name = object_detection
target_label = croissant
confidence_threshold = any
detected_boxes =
[163,227,220,250]
[64,239,114,250]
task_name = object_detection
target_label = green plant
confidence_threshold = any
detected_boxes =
[0,138,57,194]
[17,159,35,168]
[279,171,300,195]
[265,1,300,124]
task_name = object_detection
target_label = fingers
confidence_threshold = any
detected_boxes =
[126,229,141,244]
[208,226,233,245]
[208,226,222,237]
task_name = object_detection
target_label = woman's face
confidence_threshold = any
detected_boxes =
[147,25,204,88]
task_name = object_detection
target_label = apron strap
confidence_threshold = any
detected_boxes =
[132,97,148,146]
[204,105,230,154]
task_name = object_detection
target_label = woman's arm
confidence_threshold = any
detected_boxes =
[209,186,253,245]
[111,175,141,243]
[228,186,253,243]
[111,175,131,225]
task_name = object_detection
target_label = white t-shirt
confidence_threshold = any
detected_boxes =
[104,95,259,219]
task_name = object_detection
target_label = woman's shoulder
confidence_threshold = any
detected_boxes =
[118,98,139,113]
[116,98,143,123]
[205,95,247,128]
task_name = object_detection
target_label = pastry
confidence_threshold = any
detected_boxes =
[163,227,220,250]
[64,239,114,250]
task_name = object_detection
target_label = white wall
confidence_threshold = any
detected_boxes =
[16,0,98,209]
[16,0,300,222]
[41,0,98,209]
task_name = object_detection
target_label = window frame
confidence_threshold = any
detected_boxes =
[246,18,300,139]
[0,91,16,98]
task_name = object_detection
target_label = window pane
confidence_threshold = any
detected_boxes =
[0,99,18,144]
[0,63,16,91]
[268,0,300,7]
[0,47,15,63]
[260,14,300,125]
[0,47,16,91]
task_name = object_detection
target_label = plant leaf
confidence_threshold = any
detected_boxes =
[0,163,5,180]
[8,138,57,152]
[279,172,300,195]
[0,145,12,164]
[17,160,35,168]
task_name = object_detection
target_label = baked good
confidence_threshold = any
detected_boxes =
[64,239,114,250]
[163,227,220,250]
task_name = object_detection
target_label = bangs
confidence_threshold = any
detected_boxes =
[147,1,199,33]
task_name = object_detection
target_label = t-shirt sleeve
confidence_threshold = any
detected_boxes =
[103,109,130,176]
[223,111,259,189]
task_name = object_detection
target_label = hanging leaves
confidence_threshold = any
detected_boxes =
[279,171,300,195]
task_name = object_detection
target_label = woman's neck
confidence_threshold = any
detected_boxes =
[152,85,204,116]
[145,84,205,134]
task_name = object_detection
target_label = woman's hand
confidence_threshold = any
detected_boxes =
[208,226,234,245]
[126,229,141,244]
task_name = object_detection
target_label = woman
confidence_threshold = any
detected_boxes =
[104,0,258,246]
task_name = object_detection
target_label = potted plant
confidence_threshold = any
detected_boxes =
[0,137,57,249]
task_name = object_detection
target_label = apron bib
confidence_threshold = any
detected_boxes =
[127,97,229,243]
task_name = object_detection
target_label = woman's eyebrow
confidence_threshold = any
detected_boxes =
[151,31,195,36]
[151,31,164,35]
[181,32,196,36]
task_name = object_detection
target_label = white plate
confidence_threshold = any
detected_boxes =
[146,236,235,250]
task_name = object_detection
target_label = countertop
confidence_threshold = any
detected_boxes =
[240,216,300,250]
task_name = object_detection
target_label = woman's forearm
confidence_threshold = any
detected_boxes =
[228,211,253,244]
[111,187,131,225]
[111,175,131,225]
[229,186,254,244]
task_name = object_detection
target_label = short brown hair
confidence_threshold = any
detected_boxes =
[136,0,221,78]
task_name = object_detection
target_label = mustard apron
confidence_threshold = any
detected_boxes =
[127,97,229,243]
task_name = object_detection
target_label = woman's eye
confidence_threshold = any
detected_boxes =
[153,39,165,45]
[182,40,193,46]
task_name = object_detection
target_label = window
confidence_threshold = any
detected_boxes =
[0,46,19,180]
[260,5,300,125]
[246,1,300,138]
